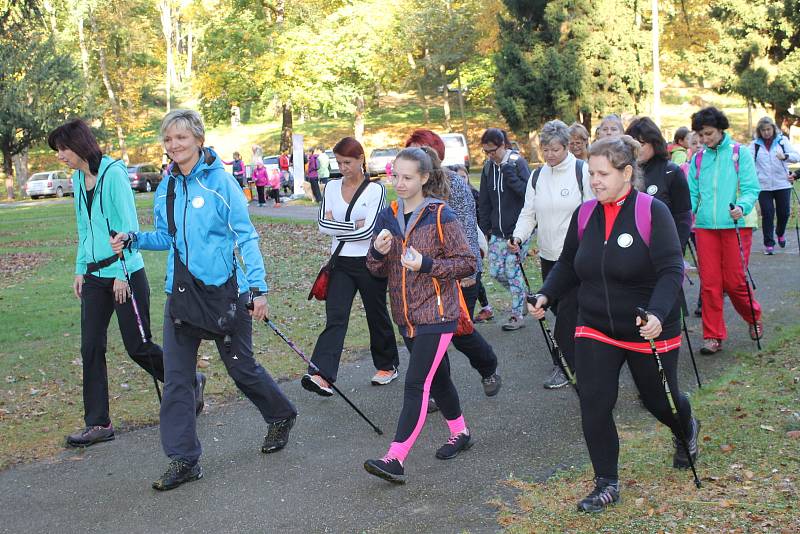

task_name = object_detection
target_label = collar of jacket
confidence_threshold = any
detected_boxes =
[549,151,576,174]
[171,147,223,181]
[754,134,784,149]
[707,132,733,153]
[395,197,443,239]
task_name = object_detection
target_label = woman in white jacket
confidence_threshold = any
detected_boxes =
[750,117,800,254]
[509,120,593,389]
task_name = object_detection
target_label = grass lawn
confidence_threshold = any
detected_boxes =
[0,195,516,469]
[496,323,800,533]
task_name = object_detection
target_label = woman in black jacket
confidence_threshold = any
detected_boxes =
[529,136,699,513]
[625,117,692,250]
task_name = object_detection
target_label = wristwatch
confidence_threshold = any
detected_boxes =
[249,288,265,299]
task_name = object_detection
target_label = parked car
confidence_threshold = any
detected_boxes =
[324,149,342,180]
[26,170,73,199]
[367,148,399,177]
[127,163,162,193]
[441,133,470,171]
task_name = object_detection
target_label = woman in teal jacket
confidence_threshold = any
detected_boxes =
[48,119,176,449]
[687,107,763,354]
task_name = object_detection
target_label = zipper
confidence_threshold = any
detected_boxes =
[496,165,503,237]
[712,148,719,227]
[400,251,414,337]
[182,178,189,269]
[81,175,98,265]
[431,277,444,321]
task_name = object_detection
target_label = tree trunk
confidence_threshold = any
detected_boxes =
[651,0,661,126]
[77,16,91,86]
[13,149,29,197]
[158,0,173,113]
[527,130,541,164]
[90,14,129,164]
[354,95,365,142]
[456,66,468,139]
[3,146,15,200]
[185,25,193,79]
[280,102,293,153]
[408,52,430,124]
[441,66,451,131]
[747,99,753,138]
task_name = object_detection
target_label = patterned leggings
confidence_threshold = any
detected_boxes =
[487,235,531,317]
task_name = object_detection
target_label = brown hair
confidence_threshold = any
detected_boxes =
[588,135,644,190]
[394,146,451,201]
[47,119,103,175]
[333,136,366,173]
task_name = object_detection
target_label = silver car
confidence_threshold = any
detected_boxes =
[367,148,399,177]
[26,170,73,199]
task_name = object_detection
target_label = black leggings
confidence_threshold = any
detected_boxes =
[575,338,692,481]
[453,272,498,378]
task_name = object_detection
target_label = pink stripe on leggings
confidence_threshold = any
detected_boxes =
[387,333,454,463]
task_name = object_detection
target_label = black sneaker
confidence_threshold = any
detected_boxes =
[261,415,296,453]
[195,372,207,416]
[435,431,474,460]
[152,459,203,491]
[544,366,569,389]
[66,424,114,448]
[481,373,502,397]
[364,457,406,484]
[577,478,620,513]
[427,398,440,413]
[673,417,701,469]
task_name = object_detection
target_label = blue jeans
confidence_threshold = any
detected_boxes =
[758,188,791,247]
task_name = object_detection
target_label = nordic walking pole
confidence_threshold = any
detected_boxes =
[682,310,701,388]
[791,184,800,256]
[528,294,579,394]
[728,204,762,350]
[109,230,162,402]
[253,312,383,435]
[635,307,701,488]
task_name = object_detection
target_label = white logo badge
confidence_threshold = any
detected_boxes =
[191,196,205,209]
[561,188,570,197]
[617,233,634,248]
[646,185,658,196]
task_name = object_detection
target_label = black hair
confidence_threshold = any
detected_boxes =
[480,128,506,147]
[673,126,690,144]
[47,119,103,175]
[625,117,669,160]
[691,107,729,132]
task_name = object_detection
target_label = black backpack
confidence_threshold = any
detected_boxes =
[530,159,585,200]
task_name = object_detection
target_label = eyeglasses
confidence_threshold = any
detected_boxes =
[482,146,500,156]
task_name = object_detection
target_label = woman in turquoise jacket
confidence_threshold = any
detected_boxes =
[687,107,763,354]
[111,109,297,491]
[48,119,178,449]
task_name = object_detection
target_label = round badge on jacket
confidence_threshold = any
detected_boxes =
[646,184,658,196]
[191,196,205,209]
[560,188,570,197]
[617,233,634,248]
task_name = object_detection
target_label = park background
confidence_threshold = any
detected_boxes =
[1,1,799,532]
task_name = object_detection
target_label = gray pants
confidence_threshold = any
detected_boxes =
[160,293,297,464]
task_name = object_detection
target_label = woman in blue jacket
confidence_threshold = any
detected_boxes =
[48,119,183,449]
[750,116,800,254]
[111,109,297,491]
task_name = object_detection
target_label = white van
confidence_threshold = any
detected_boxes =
[440,133,471,171]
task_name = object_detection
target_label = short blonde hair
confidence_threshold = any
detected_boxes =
[160,109,205,143]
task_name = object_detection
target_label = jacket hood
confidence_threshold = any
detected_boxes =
[395,197,443,238]
[753,133,785,148]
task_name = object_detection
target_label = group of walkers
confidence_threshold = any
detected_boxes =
[48,104,797,512]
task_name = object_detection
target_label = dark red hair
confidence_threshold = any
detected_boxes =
[333,136,365,159]
[404,129,445,161]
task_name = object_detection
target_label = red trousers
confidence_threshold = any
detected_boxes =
[695,228,762,340]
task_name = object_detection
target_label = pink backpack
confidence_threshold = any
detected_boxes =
[576,193,654,246]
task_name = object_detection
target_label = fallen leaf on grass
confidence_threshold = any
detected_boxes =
[635,497,645,507]
[720,443,734,452]
[744,470,755,479]
[719,499,731,508]
[760,424,776,432]
[197,359,210,369]
[786,431,800,439]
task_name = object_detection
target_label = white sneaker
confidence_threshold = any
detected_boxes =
[371,368,399,385]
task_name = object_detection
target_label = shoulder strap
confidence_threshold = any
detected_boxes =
[733,143,740,174]
[575,159,585,200]
[97,159,119,218]
[754,143,760,161]
[530,167,542,191]
[634,192,654,247]
[166,176,177,238]
[344,178,370,221]
[577,199,598,241]
[694,150,704,180]
[435,203,445,243]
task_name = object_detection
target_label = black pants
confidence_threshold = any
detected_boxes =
[477,278,489,309]
[308,179,322,202]
[449,273,498,379]
[256,185,267,205]
[270,188,281,204]
[394,333,462,445]
[160,293,296,464]
[464,272,488,318]
[80,269,164,427]
[758,188,791,247]
[575,338,692,480]
[540,258,578,370]
[310,256,399,382]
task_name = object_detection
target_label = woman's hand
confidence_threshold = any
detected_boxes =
[249,295,269,322]
[73,275,84,299]
[110,232,128,254]
[460,277,476,288]
[324,210,334,221]
[400,246,423,272]
[113,278,130,304]
[507,237,521,254]
[636,312,662,340]
[526,294,548,320]
[355,219,366,229]
[373,230,392,255]
[729,205,743,221]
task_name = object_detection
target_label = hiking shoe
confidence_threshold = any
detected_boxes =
[195,372,206,416]
[749,321,763,341]
[474,306,494,323]
[152,459,202,491]
[371,368,399,386]
[700,338,722,355]
[778,236,786,248]
[66,424,114,448]
[501,315,524,331]
[364,457,406,484]
[481,373,502,397]
[261,415,296,453]
[301,373,333,397]
[427,398,440,413]
[435,431,474,460]
[577,478,620,513]
[673,417,701,469]
[544,366,569,389]
[764,246,774,255]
